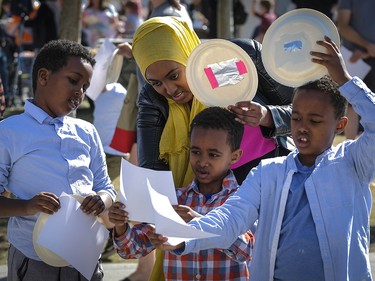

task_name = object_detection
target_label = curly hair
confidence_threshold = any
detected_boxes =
[190,107,244,151]
[32,39,96,92]
[295,75,348,119]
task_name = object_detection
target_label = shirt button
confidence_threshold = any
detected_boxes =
[195,274,201,279]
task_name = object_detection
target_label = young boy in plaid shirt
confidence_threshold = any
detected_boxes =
[108,106,254,281]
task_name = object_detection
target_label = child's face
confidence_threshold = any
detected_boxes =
[34,56,93,118]
[291,89,344,166]
[145,60,193,105]
[189,127,241,193]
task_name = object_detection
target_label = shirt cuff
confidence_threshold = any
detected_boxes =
[339,76,368,102]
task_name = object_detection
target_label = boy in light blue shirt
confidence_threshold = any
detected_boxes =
[147,36,375,281]
[0,40,116,280]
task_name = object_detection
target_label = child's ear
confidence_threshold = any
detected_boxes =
[230,148,243,165]
[336,117,348,135]
[38,68,50,86]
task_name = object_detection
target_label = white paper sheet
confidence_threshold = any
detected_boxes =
[37,193,109,280]
[340,46,371,80]
[86,39,116,101]
[147,180,219,246]
[119,158,177,223]
[119,159,218,244]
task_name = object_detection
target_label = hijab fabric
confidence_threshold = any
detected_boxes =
[132,16,205,187]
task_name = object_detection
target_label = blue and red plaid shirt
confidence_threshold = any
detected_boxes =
[113,170,254,281]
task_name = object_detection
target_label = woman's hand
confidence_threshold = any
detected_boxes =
[173,205,202,223]
[228,101,273,127]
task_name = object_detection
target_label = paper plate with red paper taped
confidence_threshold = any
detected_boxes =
[186,39,258,107]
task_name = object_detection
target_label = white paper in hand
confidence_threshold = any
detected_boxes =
[37,192,109,280]
[119,158,177,223]
[147,180,219,246]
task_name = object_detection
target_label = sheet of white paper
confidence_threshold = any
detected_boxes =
[86,39,116,101]
[119,158,177,223]
[147,180,219,246]
[340,46,371,80]
[37,192,109,280]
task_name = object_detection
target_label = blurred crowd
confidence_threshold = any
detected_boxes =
[1,0,374,140]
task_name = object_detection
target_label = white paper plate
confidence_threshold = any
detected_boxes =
[186,39,258,107]
[261,8,340,87]
[86,39,123,101]
[33,194,84,267]
[105,49,123,85]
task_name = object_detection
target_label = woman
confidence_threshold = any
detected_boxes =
[133,16,293,187]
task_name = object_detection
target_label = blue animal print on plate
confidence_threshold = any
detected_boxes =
[284,40,302,52]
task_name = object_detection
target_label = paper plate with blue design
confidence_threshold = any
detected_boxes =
[261,8,340,87]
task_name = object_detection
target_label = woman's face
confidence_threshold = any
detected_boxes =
[145,60,194,104]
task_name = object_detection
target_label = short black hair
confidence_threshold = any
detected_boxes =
[295,75,348,119]
[260,0,274,12]
[32,39,96,92]
[190,107,244,151]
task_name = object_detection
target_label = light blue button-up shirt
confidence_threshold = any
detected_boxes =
[179,77,375,281]
[0,100,116,260]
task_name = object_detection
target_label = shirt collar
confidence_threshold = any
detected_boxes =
[291,147,334,167]
[24,99,65,124]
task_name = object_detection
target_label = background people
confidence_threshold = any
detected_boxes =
[336,0,375,139]
[291,0,338,19]
[251,0,277,43]
[82,0,119,47]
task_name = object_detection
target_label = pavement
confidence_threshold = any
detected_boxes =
[0,260,138,281]
[2,254,375,280]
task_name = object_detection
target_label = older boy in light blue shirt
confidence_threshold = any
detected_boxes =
[148,37,375,281]
[0,40,116,281]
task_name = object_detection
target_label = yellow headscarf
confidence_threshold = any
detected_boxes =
[132,17,206,188]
